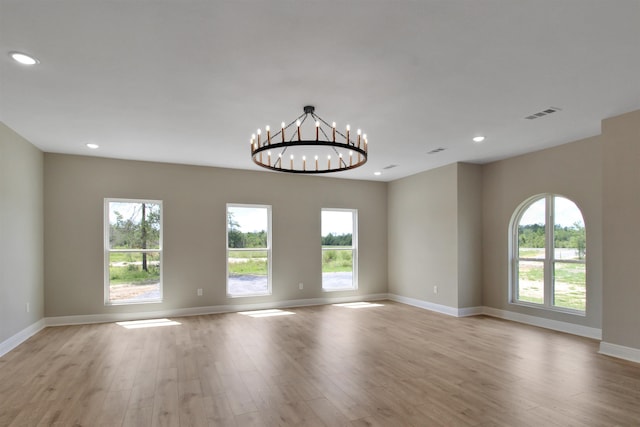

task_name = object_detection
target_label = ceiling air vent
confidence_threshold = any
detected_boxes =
[427,148,446,154]
[525,106,562,120]
[383,164,398,170]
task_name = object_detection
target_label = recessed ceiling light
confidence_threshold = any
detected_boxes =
[9,51,39,65]
[472,136,485,143]
[86,143,99,149]
[374,171,382,176]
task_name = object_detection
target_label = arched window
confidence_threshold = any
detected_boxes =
[510,194,586,313]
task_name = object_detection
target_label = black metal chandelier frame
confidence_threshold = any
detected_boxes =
[250,105,368,174]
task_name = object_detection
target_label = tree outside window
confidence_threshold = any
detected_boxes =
[105,199,162,304]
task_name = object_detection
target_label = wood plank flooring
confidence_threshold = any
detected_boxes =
[1,301,640,426]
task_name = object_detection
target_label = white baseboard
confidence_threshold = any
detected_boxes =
[482,306,602,340]
[387,293,483,317]
[0,319,46,358]
[599,341,640,364]
[5,295,624,363]
[44,293,389,326]
[386,294,602,340]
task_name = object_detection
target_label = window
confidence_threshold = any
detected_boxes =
[227,204,271,297]
[510,194,586,313]
[322,209,357,291]
[105,199,162,305]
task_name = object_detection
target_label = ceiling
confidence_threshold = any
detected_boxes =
[1,1,639,182]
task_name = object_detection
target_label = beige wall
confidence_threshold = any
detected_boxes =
[602,109,640,349]
[387,162,483,309]
[457,163,483,308]
[43,154,387,317]
[388,164,458,306]
[482,135,603,328]
[0,123,44,343]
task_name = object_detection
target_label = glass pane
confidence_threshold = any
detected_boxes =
[109,251,160,303]
[518,198,546,259]
[109,202,161,249]
[228,249,269,296]
[554,197,586,261]
[321,210,353,247]
[322,249,354,290]
[517,260,544,304]
[554,262,586,311]
[228,206,268,249]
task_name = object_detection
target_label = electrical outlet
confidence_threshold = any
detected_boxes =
[197,288,203,296]
[433,285,438,294]
[299,283,304,290]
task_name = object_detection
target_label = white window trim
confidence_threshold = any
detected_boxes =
[226,203,272,298]
[104,198,163,305]
[321,208,358,292]
[509,194,586,315]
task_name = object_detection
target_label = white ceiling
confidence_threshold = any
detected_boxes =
[1,1,639,182]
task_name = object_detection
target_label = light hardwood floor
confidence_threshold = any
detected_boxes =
[1,301,639,426]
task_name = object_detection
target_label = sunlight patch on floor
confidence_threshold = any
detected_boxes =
[116,318,182,329]
[333,302,384,309]
[238,309,295,318]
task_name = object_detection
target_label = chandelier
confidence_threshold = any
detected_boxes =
[250,106,368,174]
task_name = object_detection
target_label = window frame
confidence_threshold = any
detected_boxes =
[321,208,358,292]
[226,203,272,298]
[104,198,163,305]
[509,194,586,315]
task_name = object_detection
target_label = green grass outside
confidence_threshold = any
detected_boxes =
[109,252,160,285]
[228,250,268,259]
[228,259,268,276]
[322,248,353,273]
[518,261,585,311]
[226,248,353,275]
[110,266,160,285]
[519,248,545,258]
[228,250,267,276]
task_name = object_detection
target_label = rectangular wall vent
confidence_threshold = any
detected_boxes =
[427,148,446,154]
[525,106,562,120]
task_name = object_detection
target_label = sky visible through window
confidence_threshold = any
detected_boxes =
[520,197,584,227]
[322,210,353,236]
[229,207,353,235]
[229,206,268,232]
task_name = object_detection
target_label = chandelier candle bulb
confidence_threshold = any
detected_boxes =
[350,151,353,166]
[346,125,350,144]
[328,155,331,169]
[281,122,285,142]
[257,129,261,146]
[315,155,318,171]
[332,122,336,142]
[268,151,271,166]
[266,126,271,144]
[290,154,294,170]
[296,120,301,141]
[303,155,306,171]
[357,129,361,147]
[315,121,320,140]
